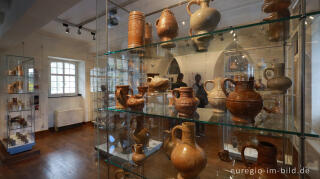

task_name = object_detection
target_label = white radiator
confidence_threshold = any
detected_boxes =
[54,108,84,131]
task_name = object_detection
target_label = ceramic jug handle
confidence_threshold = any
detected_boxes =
[204,80,215,94]
[241,144,259,167]
[171,125,183,142]
[263,68,274,80]
[221,78,235,97]
[187,0,199,16]
[114,169,125,179]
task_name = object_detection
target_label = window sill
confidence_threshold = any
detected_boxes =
[49,95,81,98]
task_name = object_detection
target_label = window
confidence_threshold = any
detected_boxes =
[90,68,107,92]
[28,68,34,92]
[50,61,77,96]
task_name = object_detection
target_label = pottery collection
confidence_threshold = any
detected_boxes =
[132,144,146,166]
[204,77,226,114]
[8,81,23,94]
[115,85,133,109]
[171,122,207,179]
[132,116,150,147]
[264,63,292,93]
[187,0,220,41]
[222,78,263,123]
[156,9,178,49]
[128,11,145,49]
[262,0,291,42]
[241,141,287,178]
[147,76,170,92]
[173,87,199,118]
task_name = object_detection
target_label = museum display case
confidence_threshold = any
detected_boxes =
[94,0,320,178]
[0,55,37,154]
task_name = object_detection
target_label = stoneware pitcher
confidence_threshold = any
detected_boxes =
[156,9,178,49]
[115,85,133,109]
[187,0,220,42]
[173,87,199,118]
[171,122,207,179]
[264,63,292,93]
[204,77,226,114]
[221,78,263,123]
[132,144,146,166]
[241,141,287,178]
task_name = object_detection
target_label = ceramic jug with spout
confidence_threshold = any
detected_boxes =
[204,77,226,114]
[264,63,292,93]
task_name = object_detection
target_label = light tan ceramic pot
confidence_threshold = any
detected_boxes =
[204,77,226,114]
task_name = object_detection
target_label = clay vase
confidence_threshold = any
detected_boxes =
[221,78,263,123]
[162,129,178,160]
[241,141,287,178]
[127,94,145,111]
[133,116,150,147]
[264,63,292,93]
[115,85,132,109]
[204,77,226,114]
[144,22,152,45]
[137,86,148,96]
[187,0,221,42]
[156,9,178,49]
[171,122,207,179]
[17,65,23,76]
[147,76,170,92]
[173,87,199,118]
[128,11,145,49]
[132,144,146,166]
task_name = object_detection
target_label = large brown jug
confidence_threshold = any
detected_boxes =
[221,78,263,123]
[264,63,292,93]
[173,87,199,118]
[128,11,145,48]
[156,9,178,49]
[204,77,226,114]
[171,122,207,179]
[187,0,220,41]
[115,85,132,109]
[241,141,287,178]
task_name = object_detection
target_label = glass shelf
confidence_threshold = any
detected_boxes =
[8,108,32,113]
[98,105,319,138]
[8,92,35,95]
[104,11,320,56]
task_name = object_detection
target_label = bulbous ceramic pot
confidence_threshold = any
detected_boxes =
[221,78,263,123]
[115,85,133,109]
[171,122,207,179]
[262,0,291,13]
[133,116,150,147]
[156,9,178,49]
[264,63,292,93]
[128,11,145,49]
[187,0,221,42]
[173,87,199,118]
[204,77,226,114]
[127,94,145,111]
[144,22,152,45]
[132,144,146,166]
[241,141,287,179]
[147,76,170,92]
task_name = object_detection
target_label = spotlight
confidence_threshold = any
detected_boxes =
[91,32,96,40]
[230,30,234,34]
[77,26,82,35]
[182,21,186,25]
[63,23,70,34]
[309,16,314,20]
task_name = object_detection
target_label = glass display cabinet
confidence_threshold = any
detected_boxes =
[94,0,320,178]
[0,55,37,155]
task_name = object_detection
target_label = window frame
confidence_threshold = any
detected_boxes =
[49,59,79,97]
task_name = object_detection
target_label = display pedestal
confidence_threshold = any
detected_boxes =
[0,142,40,165]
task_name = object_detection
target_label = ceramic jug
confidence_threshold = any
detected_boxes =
[221,78,263,123]
[156,9,178,49]
[128,11,145,49]
[171,122,207,179]
[137,86,148,96]
[187,0,220,42]
[147,76,169,92]
[127,94,145,111]
[144,22,152,45]
[204,77,226,114]
[132,144,146,166]
[241,141,287,178]
[115,85,133,109]
[133,116,150,147]
[162,129,178,160]
[173,87,199,118]
[264,63,292,93]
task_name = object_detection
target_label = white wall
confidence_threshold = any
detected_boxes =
[0,30,95,132]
